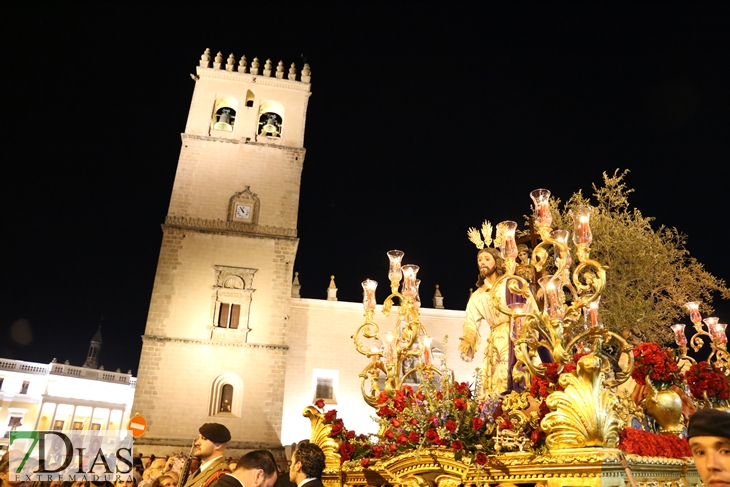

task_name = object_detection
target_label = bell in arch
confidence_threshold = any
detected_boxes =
[213,108,236,131]
[258,112,281,137]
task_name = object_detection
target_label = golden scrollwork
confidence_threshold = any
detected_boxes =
[541,354,623,449]
[303,405,341,469]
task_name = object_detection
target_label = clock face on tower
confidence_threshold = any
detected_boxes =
[235,204,251,220]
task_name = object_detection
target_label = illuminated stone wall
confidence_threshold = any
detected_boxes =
[281,299,472,446]
[133,51,311,451]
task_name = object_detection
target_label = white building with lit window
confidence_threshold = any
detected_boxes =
[0,346,135,451]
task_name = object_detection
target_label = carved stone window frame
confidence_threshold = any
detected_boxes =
[211,265,257,342]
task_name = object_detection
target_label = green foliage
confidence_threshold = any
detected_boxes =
[550,170,730,343]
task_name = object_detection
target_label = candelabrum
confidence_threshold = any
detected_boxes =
[489,189,634,449]
[352,250,441,408]
[672,302,730,371]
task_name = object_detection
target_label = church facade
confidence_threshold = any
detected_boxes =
[132,50,474,454]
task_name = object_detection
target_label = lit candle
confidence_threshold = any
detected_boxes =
[530,189,552,227]
[402,265,420,298]
[421,336,432,366]
[500,221,518,259]
[671,324,688,346]
[508,302,524,340]
[570,206,593,246]
[361,279,378,311]
[387,250,404,288]
[705,317,727,344]
[686,301,702,325]
[538,275,564,319]
[588,300,599,327]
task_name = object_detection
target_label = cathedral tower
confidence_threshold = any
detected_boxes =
[133,49,312,450]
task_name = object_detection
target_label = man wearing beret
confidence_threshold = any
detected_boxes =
[183,423,232,487]
[687,408,730,486]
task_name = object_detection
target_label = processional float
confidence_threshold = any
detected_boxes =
[302,189,708,487]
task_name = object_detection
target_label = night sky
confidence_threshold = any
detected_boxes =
[2,4,729,374]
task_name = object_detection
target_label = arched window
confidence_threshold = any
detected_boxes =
[209,373,243,417]
[257,101,285,138]
[219,385,233,413]
[245,90,255,108]
[213,108,236,131]
[210,96,239,133]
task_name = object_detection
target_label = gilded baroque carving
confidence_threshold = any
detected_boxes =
[541,355,623,449]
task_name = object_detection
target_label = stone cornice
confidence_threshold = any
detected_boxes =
[142,334,289,351]
[196,66,312,93]
[164,216,297,239]
[181,133,307,153]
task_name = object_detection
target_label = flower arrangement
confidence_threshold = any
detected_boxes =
[529,362,577,400]
[313,399,375,464]
[618,428,691,458]
[631,342,683,389]
[371,370,501,463]
[314,366,505,465]
[684,361,730,407]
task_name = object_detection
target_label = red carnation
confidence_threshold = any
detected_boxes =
[377,406,394,417]
[425,429,440,443]
[454,398,466,411]
[339,442,355,462]
[330,423,343,437]
[377,391,389,404]
[445,420,457,433]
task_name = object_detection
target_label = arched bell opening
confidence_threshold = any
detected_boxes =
[245,90,255,108]
[257,112,282,137]
[210,95,239,133]
[213,107,237,131]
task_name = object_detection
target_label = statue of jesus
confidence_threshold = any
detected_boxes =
[458,247,513,398]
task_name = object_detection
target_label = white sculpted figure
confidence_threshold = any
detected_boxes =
[458,247,512,398]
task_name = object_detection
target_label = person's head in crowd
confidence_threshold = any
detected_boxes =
[288,442,324,485]
[194,424,231,463]
[229,451,277,487]
[151,475,175,487]
[688,408,730,486]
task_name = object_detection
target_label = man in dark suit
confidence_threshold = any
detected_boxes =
[288,442,325,487]
[207,450,277,487]
[183,423,232,487]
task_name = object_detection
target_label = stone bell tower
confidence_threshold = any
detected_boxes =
[133,49,312,451]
